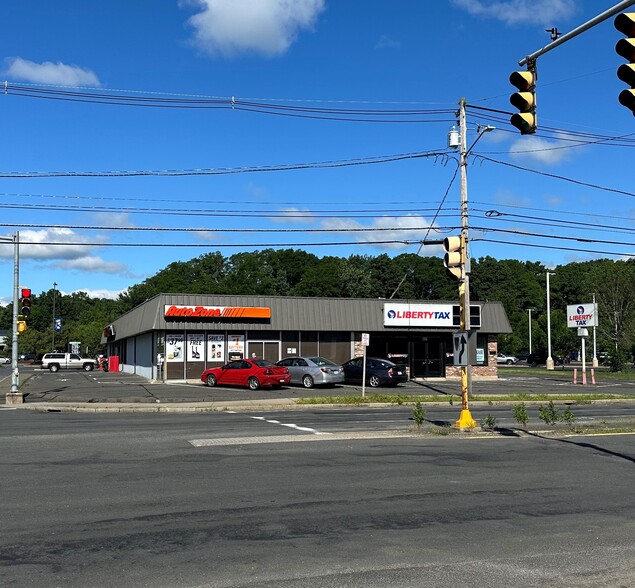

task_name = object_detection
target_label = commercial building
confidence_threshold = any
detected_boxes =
[101,294,512,381]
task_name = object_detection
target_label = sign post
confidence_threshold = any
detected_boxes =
[361,333,370,398]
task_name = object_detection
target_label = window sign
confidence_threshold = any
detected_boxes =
[187,334,204,361]
[228,335,245,360]
[207,334,225,362]
[166,334,184,362]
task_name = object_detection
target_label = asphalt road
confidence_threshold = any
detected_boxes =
[1,409,634,587]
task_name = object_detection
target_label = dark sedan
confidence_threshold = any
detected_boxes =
[342,357,408,387]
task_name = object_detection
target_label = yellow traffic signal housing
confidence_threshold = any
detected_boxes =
[443,235,463,280]
[20,287,32,316]
[17,320,27,334]
[615,13,635,115]
[509,68,537,134]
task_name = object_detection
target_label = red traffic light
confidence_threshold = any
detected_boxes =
[21,288,32,298]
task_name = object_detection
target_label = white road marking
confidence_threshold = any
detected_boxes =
[247,414,327,434]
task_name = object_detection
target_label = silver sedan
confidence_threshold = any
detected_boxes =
[276,356,345,389]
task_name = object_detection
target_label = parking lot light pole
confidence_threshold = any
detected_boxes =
[546,272,555,370]
[527,308,535,356]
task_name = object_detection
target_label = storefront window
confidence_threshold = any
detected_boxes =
[318,332,349,365]
[300,331,318,357]
[281,331,299,357]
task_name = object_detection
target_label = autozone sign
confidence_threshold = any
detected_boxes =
[164,305,271,319]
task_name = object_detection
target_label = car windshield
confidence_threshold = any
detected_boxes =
[308,357,337,366]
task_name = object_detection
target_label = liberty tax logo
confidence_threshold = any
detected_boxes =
[577,305,585,314]
[387,310,397,319]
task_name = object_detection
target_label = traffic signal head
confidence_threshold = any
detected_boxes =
[509,67,537,134]
[443,235,463,280]
[17,320,27,334]
[615,13,635,115]
[20,287,32,316]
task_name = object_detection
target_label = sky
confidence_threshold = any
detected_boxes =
[0,0,634,303]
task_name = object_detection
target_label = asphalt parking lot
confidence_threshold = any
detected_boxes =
[2,364,635,405]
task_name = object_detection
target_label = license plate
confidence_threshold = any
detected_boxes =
[396,371,404,375]
[280,378,286,382]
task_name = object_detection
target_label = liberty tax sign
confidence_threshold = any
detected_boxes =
[566,303,598,328]
[384,303,454,327]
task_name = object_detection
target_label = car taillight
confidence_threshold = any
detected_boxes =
[387,368,393,377]
[320,368,330,374]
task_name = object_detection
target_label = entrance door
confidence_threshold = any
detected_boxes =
[411,337,444,378]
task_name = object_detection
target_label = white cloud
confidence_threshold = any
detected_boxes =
[0,228,95,260]
[269,208,315,224]
[181,0,326,57]
[375,35,401,50]
[73,288,125,300]
[90,212,136,228]
[509,135,572,165]
[452,0,577,26]
[321,215,443,252]
[52,256,131,276]
[5,57,100,86]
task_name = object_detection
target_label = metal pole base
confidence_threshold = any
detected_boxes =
[546,358,554,370]
[455,409,477,430]
[5,392,24,405]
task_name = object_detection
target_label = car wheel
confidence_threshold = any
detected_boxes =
[368,375,381,387]
[84,364,94,371]
[49,364,60,373]
[248,376,260,390]
[506,359,513,365]
[530,361,538,367]
[206,374,217,387]
[302,374,314,389]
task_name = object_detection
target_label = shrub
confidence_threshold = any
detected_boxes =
[412,402,426,428]
[513,403,529,427]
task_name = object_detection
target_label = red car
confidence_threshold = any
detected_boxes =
[201,358,291,390]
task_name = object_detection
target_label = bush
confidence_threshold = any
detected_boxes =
[513,403,529,427]
[481,414,497,430]
[412,402,426,428]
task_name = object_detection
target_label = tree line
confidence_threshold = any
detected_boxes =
[2,249,633,367]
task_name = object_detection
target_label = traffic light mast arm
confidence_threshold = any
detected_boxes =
[518,0,635,66]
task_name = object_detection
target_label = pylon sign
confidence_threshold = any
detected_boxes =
[615,13,635,114]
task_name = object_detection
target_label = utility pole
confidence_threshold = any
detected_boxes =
[456,98,475,429]
[9,232,21,400]
[546,272,555,370]
[52,282,58,351]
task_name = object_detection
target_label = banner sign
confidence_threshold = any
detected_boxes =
[567,303,598,328]
[164,305,271,319]
[384,303,454,327]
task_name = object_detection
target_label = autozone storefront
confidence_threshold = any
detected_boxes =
[101,294,511,381]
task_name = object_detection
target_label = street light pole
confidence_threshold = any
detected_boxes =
[527,308,535,355]
[591,292,598,367]
[546,271,555,370]
[52,282,58,351]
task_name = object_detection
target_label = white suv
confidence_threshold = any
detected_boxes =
[41,352,97,372]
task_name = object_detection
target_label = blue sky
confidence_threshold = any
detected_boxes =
[0,0,634,303]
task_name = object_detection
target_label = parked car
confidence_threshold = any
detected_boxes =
[0,356,10,365]
[526,352,564,367]
[41,352,97,372]
[201,358,291,390]
[496,353,518,365]
[276,356,344,388]
[18,352,37,361]
[342,357,408,387]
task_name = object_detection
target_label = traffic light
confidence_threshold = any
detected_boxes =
[20,288,32,316]
[443,235,463,280]
[615,13,635,114]
[17,320,27,334]
[509,64,537,134]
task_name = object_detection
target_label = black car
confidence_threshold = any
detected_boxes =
[526,352,564,367]
[342,357,408,387]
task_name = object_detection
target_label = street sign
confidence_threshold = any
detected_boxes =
[453,332,468,366]
[361,333,370,346]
